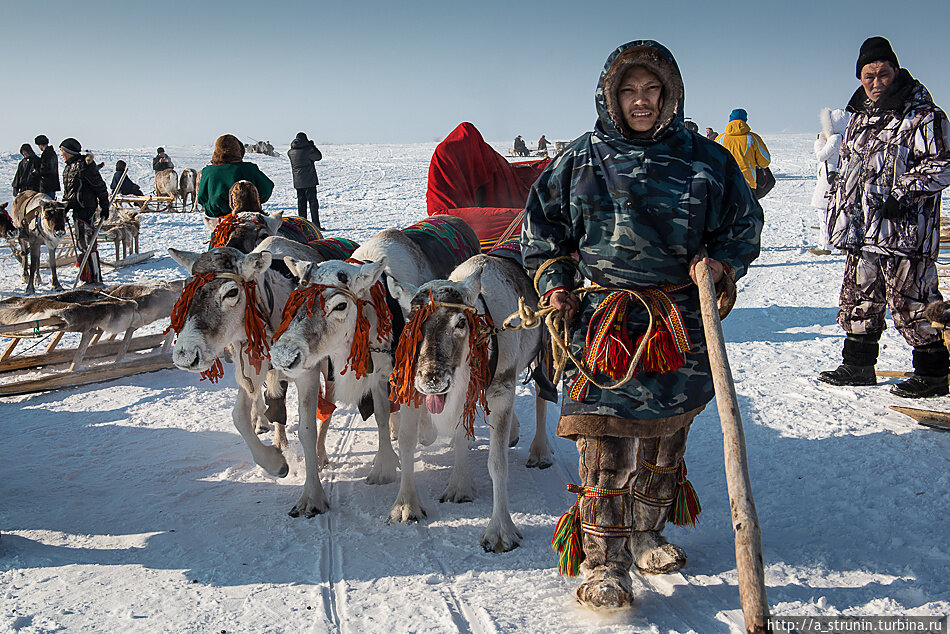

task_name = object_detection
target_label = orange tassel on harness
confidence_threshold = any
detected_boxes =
[208,213,243,248]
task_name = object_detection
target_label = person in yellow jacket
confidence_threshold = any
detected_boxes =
[715,109,771,191]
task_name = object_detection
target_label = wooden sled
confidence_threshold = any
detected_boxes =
[0,318,175,397]
[112,194,177,213]
[890,405,950,430]
[5,236,76,269]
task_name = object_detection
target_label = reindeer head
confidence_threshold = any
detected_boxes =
[0,203,18,239]
[39,200,67,238]
[269,257,387,379]
[222,211,283,254]
[167,246,272,373]
[388,271,483,414]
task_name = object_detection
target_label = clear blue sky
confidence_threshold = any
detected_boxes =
[1,0,947,151]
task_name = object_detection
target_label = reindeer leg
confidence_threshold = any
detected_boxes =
[440,420,475,503]
[366,383,399,484]
[24,243,38,295]
[114,327,135,362]
[264,374,288,451]
[69,329,99,370]
[289,370,329,517]
[233,381,288,478]
[390,405,426,523]
[480,384,522,553]
[49,240,62,291]
[526,396,554,469]
[509,410,521,447]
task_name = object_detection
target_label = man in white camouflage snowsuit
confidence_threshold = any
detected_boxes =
[522,40,762,608]
[818,36,950,398]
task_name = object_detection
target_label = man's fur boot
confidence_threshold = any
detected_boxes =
[574,436,636,609]
[631,426,690,574]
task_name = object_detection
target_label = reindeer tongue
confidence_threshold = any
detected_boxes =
[426,394,446,414]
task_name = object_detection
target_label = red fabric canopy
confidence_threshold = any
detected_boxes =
[426,122,549,250]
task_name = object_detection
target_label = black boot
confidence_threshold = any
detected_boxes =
[891,343,949,398]
[818,334,880,386]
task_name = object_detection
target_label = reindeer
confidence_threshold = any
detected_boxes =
[168,237,355,515]
[270,215,480,523]
[10,191,67,295]
[155,168,179,207]
[0,202,19,241]
[101,210,140,259]
[179,168,198,211]
[385,251,554,552]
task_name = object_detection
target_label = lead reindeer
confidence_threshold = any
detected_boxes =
[168,237,355,515]
[10,191,67,295]
[386,246,555,552]
[155,168,179,207]
[270,216,481,521]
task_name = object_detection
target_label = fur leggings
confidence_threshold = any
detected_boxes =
[575,425,690,575]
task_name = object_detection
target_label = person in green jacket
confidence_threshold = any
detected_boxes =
[197,134,274,221]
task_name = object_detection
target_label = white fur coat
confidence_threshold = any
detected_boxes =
[811,108,850,208]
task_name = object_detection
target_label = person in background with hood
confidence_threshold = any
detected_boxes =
[110,160,144,197]
[513,135,529,157]
[152,147,174,173]
[705,127,717,140]
[60,138,110,285]
[716,109,771,193]
[537,134,549,153]
[522,40,762,609]
[34,134,60,199]
[197,134,274,224]
[12,143,41,195]
[287,131,323,227]
[809,107,850,255]
[818,36,950,398]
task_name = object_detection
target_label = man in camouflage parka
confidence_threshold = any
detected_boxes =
[818,36,950,398]
[522,40,762,609]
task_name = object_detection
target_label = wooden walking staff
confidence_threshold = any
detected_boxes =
[695,260,770,634]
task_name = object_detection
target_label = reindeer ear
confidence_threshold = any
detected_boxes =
[283,256,313,283]
[458,268,483,305]
[386,277,418,314]
[168,248,201,274]
[241,251,273,280]
[353,258,387,295]
[263,213,283,235]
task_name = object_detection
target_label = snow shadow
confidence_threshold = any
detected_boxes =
[722,305,839,343]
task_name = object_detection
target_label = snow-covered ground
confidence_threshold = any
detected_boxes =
[1,137,948,634]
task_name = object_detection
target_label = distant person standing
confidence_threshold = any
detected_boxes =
[809,107,849,256]
[818,36,950,398]
[537,134,549,152]
[705,127,717,140]
[716,109,771,196]
[152,147,174,172]
[197,134,274,223]
[12,143,41,195]
[287,132,323,227]
[35,134,60,199]
[60,138,110,285]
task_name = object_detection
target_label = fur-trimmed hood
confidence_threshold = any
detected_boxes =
[819,107,849,138]
[597,40,685,142]
[212,134,246,165]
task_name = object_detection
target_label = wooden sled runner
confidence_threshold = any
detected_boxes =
[112,194,177,213]
[889,405,950,430]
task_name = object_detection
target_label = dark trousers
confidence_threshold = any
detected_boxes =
[75,215,101,285]
[296,187,319,226]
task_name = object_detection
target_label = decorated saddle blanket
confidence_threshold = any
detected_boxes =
[306,237,360,262]
[401,216,480,278]
[485,235,522,263]
[279,215,322,243]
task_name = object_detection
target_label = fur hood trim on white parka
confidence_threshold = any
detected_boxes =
[819,108,850,139]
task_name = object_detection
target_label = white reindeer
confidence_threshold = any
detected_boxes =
[386,253,554,552]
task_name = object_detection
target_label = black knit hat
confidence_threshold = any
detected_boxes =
[116,159,127,171]
[157,147,165,153]
[34,134,49,146]
[59,137,82,154]
[856,36,899,78]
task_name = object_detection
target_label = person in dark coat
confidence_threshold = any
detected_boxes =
[152,147,174,173]
[34,134,60,198]
[110,160,144,197]
[60,138,110,285]
[538,134,549,152]
[287,132,323,227]
[12,144,41,195]
[513,135,529,157]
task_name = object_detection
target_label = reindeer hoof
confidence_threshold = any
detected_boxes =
[526,455,554,469]
[388,503,426,524]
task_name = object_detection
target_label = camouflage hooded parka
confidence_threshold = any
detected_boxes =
[521,40,763,427]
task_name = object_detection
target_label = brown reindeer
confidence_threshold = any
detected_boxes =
[10,191,67,295]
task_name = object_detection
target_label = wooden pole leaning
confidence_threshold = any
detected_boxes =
[695,260,770,634]
[73,168,128,289]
